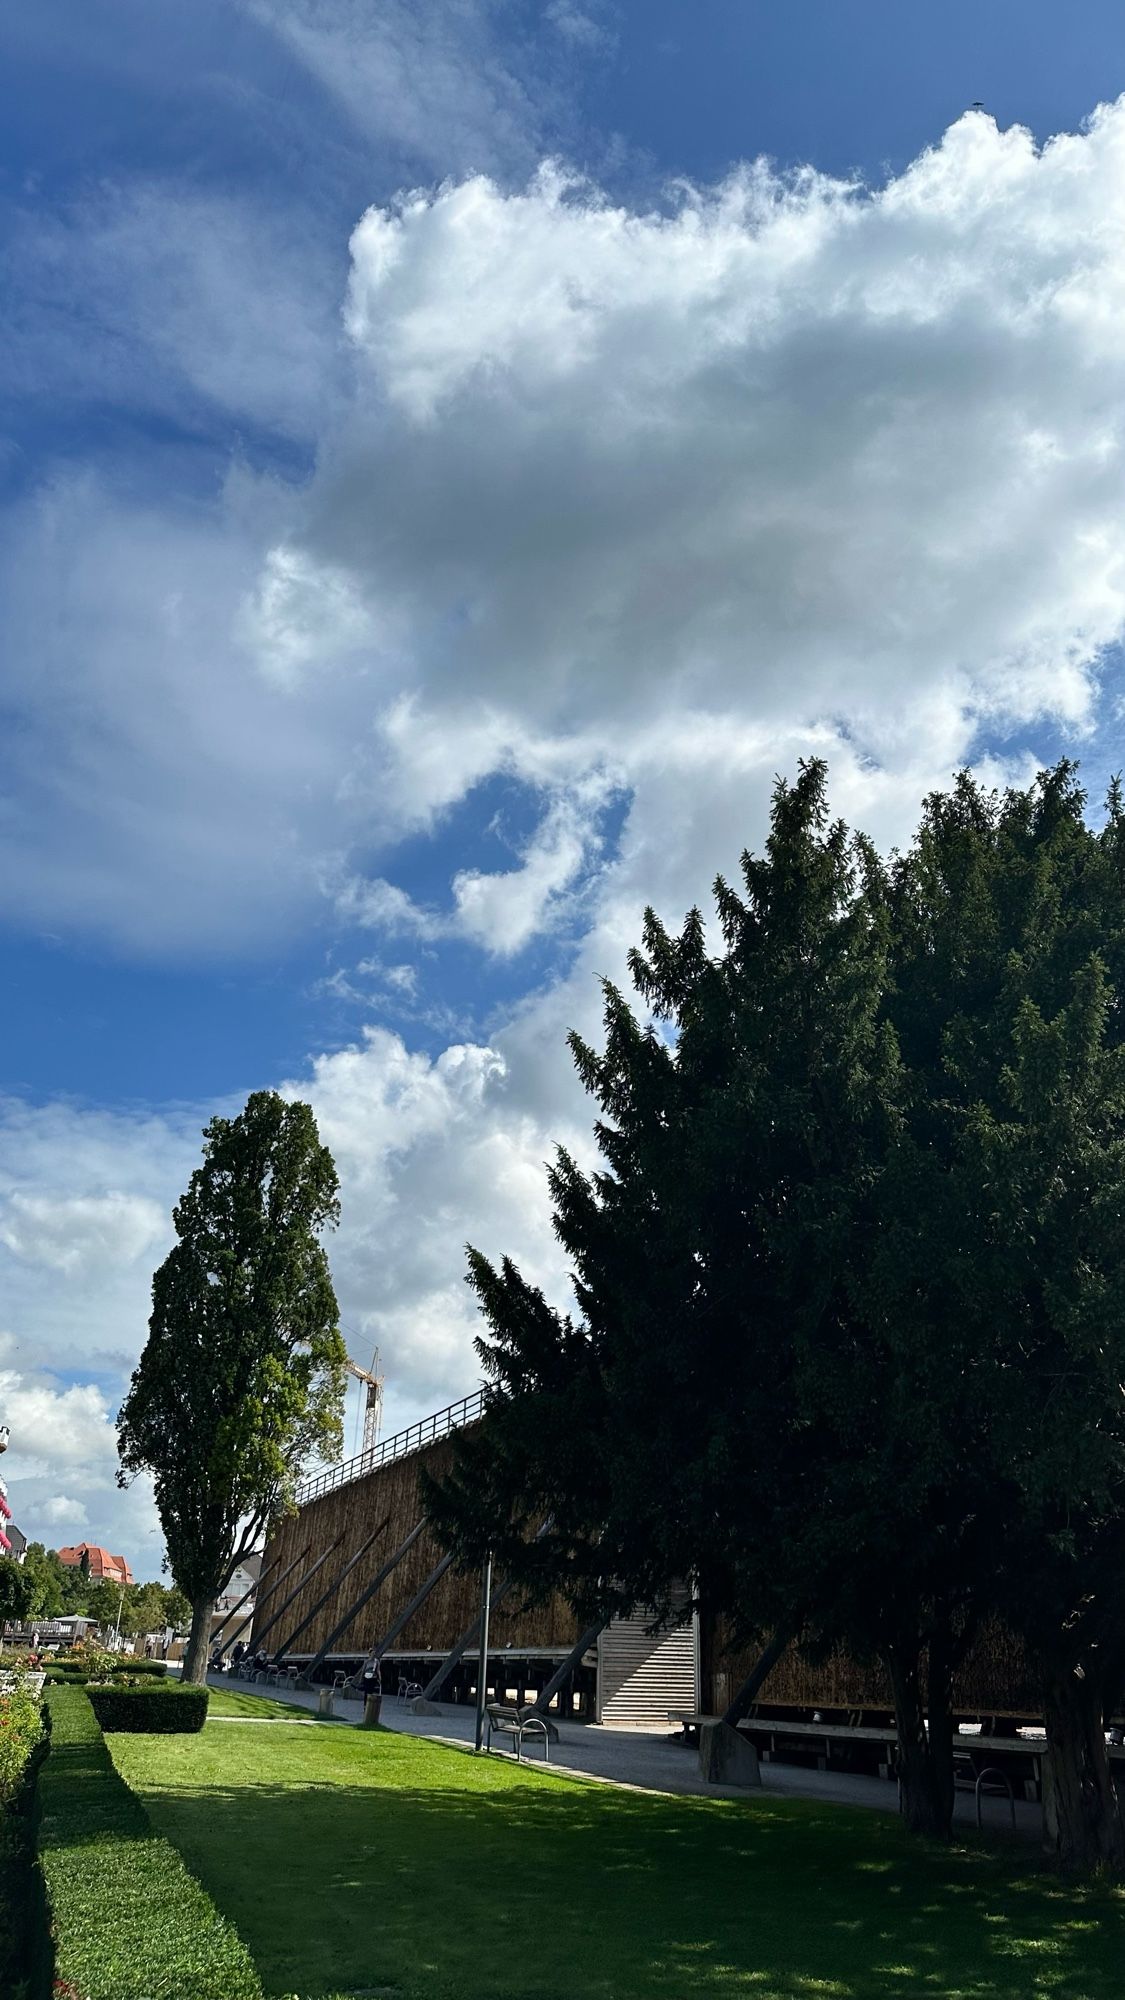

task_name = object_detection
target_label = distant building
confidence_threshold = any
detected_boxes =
[211,1550,262,1647]
[5,1523,27,1562]
[57,1542,135,1586]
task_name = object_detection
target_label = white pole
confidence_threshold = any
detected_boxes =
[473,1553,493,1753]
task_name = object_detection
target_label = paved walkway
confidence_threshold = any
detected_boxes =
[204,1671,1042,1836]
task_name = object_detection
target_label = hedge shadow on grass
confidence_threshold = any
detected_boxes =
[115,1741,1125,2000]
[39,1686,262,2000]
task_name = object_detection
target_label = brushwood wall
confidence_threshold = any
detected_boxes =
[706,1618,1046,1719]
[253,1433,581,1661]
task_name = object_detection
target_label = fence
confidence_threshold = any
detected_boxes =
[296,1388,486,1506]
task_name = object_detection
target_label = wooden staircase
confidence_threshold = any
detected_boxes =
[597,1603,698,1727]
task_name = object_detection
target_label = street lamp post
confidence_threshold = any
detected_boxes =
[473,1553,493,1753]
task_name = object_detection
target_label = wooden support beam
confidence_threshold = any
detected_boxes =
[272,1516,391,1665]
[720,1624,795,1728]
[373,1550,456,1661]
[417,1567,521,1702]
[250,1533,345,1654]
[529,1620,607,1717]
[417,1523,551,1702]
[302,1518,427,1681]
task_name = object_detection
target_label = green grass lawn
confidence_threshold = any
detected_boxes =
[107,1722,1124,2000]
[206,1685,331,1722]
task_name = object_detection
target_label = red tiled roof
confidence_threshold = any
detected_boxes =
[56,1543,135,1585]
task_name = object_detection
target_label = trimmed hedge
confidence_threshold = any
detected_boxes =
[0,1682,50,2000]
[39,1686,262,2000]
[43,1660,168,1686]
[87,1683,208,1734]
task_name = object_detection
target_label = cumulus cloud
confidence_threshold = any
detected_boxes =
[331,120,1125,763]
[0,1191,167,1276]
[289,1025,581,1416]
[16,108,1125,955]
[0,1363,160,1567]
[0,1096,195,1377]
[39,1495,90,1529]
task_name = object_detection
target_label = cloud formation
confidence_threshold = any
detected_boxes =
[9,109,1125,958]
[10,102,1125,1568]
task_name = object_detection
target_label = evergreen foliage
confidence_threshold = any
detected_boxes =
[431,761,1125,1870]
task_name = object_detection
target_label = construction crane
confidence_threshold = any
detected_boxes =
[345,1347,384,1457]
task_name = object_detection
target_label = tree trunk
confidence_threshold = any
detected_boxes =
[182,1597,212,1686]
[886,1642,953,1839]
[925,1617,956,1841]
[1042,1671,1125,1874]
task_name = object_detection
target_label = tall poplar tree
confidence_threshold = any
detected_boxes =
[118,1091,347,1683]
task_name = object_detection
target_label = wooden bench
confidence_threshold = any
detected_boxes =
[485,1701,550,1763]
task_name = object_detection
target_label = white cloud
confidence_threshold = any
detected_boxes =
[333,121,1125,760]
[0,1096,195,1377]
[545,3,612,52]
[288,1026,580,1412]
[40,1495,90,1529]
[5,183,344,441]
[244,0,545,178]
[0,1191,167,1276]
[450,776,616,953]
[0,1363,160,1569]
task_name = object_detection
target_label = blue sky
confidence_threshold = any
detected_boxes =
[3,1,1125,1574]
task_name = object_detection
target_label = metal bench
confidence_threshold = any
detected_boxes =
[954,1753,1017,1828]
[485,1700,550,1763]
[333,1671,363,1700]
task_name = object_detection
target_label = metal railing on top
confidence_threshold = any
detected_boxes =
[296,1387,486,1506]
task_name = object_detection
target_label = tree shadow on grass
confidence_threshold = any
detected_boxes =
[120,1758,1125,2000]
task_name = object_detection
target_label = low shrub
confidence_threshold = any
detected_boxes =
[0,1676,49,2000]
[40,1686,262,2000]
[43,1658,166,1687]
[87,1682,208,1734]
[0,1672,47,1806]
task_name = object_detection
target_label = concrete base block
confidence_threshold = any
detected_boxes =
[406,1697,444,1716]
[698,1721,762,1788]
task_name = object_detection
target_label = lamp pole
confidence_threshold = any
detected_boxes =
[473,1553,492,1753]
